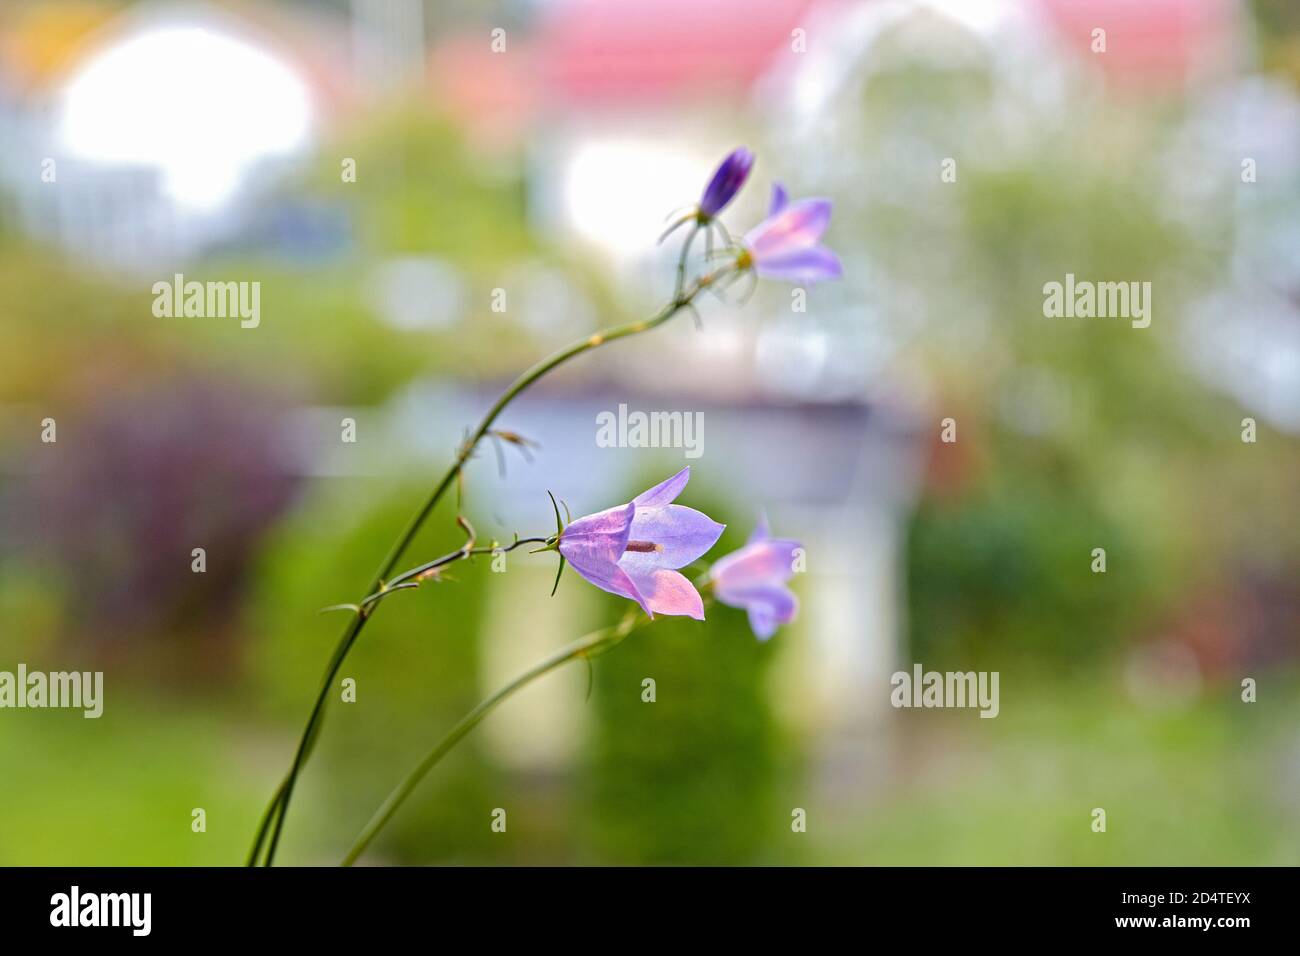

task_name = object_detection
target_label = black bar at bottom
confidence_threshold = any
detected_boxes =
[0,866,1277,941]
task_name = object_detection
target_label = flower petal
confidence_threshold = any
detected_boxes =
[558,502,633,576]
[725,585,799,640]
[747,513,771,545]
[566,553,653,617]
[768,182,788,217]
[753,244,842,283]
[745,198,832,259]
[624,567,705,620]
[711,538,800,595]
[632,466,691,509]
[622,504,725,571]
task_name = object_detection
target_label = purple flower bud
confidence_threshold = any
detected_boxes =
[708,517,801,640]
[558,467,725,620]
[740,181,842,283]
[698,147,754,218]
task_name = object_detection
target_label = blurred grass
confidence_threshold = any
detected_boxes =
[813,674,1300,866]
[0,697,273,865]
[2,670,1291,864]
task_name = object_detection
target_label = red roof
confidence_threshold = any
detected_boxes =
[535,0,815,106]
[1037,0,1235,88]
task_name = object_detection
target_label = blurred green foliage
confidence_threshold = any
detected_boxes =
[243,478,500,863]
[0,107,597,410]
[580,484,786,864]
[851,53,1300,672]
[907,478,1153,666]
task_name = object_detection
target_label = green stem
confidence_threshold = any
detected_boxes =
[357,535,550,611]
[341,616,641,866]
[245,780,284,866]
[251,263,728,866]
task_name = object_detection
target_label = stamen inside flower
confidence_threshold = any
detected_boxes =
[735,249,753,270]
[624,540,663,553]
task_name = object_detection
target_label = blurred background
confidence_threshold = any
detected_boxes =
[0,0,1297,865]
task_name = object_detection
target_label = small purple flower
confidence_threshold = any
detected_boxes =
[558,467,724,620]
[698,147,755,218]
[738,182,842,283]
[709,516,801,640]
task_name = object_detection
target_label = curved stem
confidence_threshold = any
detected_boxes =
[251,263,729,866]
[358,535,550,611]
[245,780,284,866]
[341,616,642,866]
[675,221,702,300]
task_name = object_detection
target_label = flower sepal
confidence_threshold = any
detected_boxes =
[531,490,572,596]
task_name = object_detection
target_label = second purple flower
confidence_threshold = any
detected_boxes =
[737,182,842,283]
[709,517,801,640]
